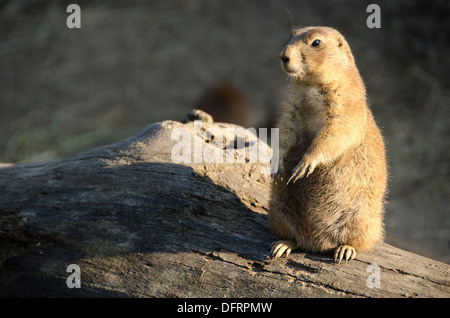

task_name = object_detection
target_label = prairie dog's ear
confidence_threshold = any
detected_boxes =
[337,36,344,48]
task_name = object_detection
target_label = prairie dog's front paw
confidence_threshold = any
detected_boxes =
[271,156,285,182]
[287,154,317,184]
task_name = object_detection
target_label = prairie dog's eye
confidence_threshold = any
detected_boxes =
[311,39,321,47]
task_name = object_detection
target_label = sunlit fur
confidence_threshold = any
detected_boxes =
[269,26,388,260]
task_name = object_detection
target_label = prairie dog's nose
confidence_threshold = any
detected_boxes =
[280,46,292,64]
[280,53,289,64]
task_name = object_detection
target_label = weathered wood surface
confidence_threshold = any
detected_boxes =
[0,120,448,297]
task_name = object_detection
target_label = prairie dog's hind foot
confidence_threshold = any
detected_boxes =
[270,240,297,260]
[334,245,356,263]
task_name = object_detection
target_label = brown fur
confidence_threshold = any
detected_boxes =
[196,83,252,127]
[269,26,388,262]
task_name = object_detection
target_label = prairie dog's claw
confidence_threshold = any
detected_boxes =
[334,245,356,263]
[270,240,296,260]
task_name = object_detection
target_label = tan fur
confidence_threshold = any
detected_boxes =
[269,26,388,262]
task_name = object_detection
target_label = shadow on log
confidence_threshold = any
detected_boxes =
[0,120,449,297]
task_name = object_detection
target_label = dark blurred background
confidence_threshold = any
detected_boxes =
[0,0,448,263]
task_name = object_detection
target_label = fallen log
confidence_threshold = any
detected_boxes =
[0,120,448,298]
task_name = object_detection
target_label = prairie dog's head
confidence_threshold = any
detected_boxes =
[280,26,355,84]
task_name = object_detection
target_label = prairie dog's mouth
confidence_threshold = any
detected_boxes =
[283,67,304,79]
[281,59,307,79]
[282,65,295,75]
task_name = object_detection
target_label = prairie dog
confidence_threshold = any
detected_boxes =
[195,83,251,127]
[269,26,388,263]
